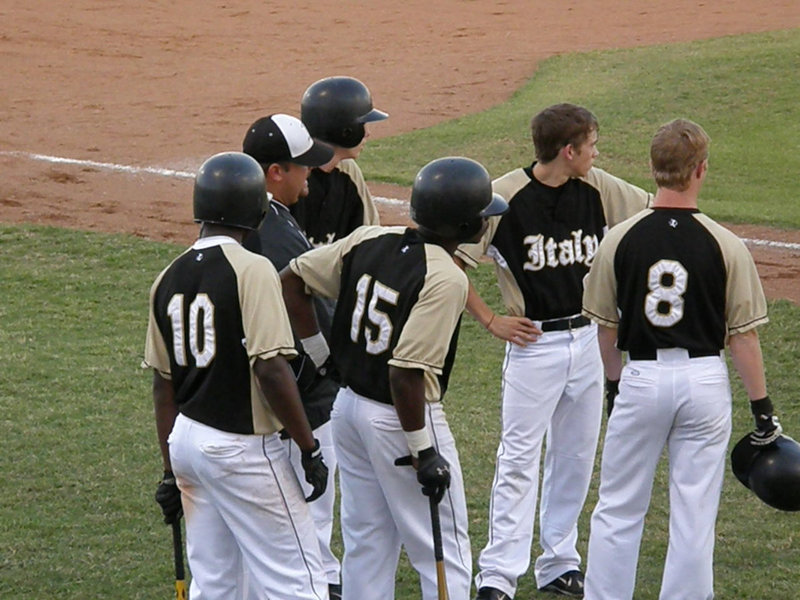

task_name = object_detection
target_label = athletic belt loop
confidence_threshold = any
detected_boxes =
[539,314,590,332]
[628,348,720,361]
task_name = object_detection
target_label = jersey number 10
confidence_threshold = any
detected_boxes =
[167,293,216,368]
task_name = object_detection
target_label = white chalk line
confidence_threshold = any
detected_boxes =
[3,150,799,248]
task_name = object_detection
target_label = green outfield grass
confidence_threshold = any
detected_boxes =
[1,224,798,599]
[362,28,800,229]
[3,27,800,600]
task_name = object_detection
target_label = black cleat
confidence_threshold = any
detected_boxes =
[475,586,512,600]
[538,570,585,597]
[329,582,342,600]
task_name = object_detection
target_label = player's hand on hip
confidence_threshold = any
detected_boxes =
[605,378,619,417]
[487,315,541,347]
[155,470,183,524]
[301,439,329,502]
[749,396,783,446]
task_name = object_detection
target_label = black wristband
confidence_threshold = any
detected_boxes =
[606,379,620,393]
[750,396,773,416]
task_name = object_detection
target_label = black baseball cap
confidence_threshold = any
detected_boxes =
[242,114,335,167]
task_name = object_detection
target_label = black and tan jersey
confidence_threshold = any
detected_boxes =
[143,236,297,435]
[456,165,652,321]
[289,226,468,406]
[582,208,768,354]
[290,158,380,247]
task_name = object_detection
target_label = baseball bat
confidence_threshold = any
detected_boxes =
[429,495,449,600]
[171,520,188,600]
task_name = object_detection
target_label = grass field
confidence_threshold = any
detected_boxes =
[2,28,800,600]
[362,28,800,229]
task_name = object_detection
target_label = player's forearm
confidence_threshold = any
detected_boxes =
[465,279,496,328]
[152,371,178,472]
[279,266,321,339]
[597,325,623,381]
[728,329,768,400]
[389,366,427,432]
[254,356,316,451]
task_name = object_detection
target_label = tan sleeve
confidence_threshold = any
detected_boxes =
[582,167,653,228]
[582,211,650,327]
[694,214,769,334]
[455,168,529,267]
[290,225,403,298]
[142,265,172,377]
[339,158,380,226]
[389,246,468,374]
[223,245,297,363]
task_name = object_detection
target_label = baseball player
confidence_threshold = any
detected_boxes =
[456,103,653,599]
[291,76,387,246]
[581,118,783,600]
[240,113,343,599]
[280,157,509,600]
[146,151,330,600]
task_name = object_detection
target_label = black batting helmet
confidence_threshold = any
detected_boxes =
[731,433,800,511]
[410,157,508,242]
[193,152,267,231]
[301,76,388,148]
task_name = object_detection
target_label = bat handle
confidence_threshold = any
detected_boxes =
[429,496,449,600]
[172,520,188,600]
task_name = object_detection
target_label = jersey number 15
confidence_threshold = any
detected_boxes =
[350,274,399,355]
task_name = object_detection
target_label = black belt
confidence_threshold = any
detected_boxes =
[540,315,590,332]
[628,348,720,360]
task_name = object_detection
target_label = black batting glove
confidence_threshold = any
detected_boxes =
[750,396,782,446]
[301,439,329,502]
[605,379,619,418]
[155,470,183,524]
[416,447,451,505]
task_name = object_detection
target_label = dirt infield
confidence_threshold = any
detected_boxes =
[1,1,799,301]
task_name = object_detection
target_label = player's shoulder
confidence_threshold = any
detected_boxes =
[691,212,749,252]
[422,243,469,289]
[221,242,280,276]
[336,158,365,179]
[492,167,529,202]
[604,208,654,244]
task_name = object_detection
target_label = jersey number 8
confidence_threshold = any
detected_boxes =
[645,259,688,328]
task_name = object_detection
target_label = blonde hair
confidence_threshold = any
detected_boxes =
[650,119,710,191]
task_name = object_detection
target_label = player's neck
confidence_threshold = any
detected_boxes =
[199,223,246,243]
[652,188,699,210]
[532,160,570,187]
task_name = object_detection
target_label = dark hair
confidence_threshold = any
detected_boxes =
[531,103,599,163]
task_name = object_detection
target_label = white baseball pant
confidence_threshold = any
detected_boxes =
[168,413,329,600]
[476,324,603,595]
[584,349,731,600]
[332,386,472,600]
[285,421,340,585]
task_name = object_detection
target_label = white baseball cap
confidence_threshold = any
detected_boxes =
[242,113,334,167]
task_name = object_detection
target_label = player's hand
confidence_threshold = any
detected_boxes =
[155,470,183,524]
[394,447,451,503]
[301,439,329,502]
[416,447,451,504]
[605,379,619,417]
[487,315,541,347]
[750,396,783,446]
